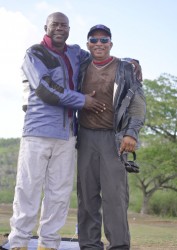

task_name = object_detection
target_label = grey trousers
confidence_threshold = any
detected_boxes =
[77,127,130,250]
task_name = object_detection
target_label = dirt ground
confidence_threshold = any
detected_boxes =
[0,234,8,248]
[1,204,177,250]
[1,232,177,250]
[1,234,177,250]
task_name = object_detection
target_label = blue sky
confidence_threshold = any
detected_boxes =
[0,0,177,138]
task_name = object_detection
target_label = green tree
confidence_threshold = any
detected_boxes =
[135,136,177,214]
[134,74,177,214]
[144,73,177,141]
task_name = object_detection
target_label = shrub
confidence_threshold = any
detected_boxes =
[149,190,177,217]
[0,190,14,203]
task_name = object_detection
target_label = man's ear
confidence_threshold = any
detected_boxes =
[86,42,90,50]
[110,42,113,49]
[44,25,47,32]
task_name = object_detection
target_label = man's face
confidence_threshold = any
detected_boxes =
[87,30,113,61]
[44,13,70,48]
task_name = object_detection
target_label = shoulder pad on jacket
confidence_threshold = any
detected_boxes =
[29,44,60,69]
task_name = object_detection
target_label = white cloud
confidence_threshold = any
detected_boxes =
[0,8,39,138]
[35,1,51,10]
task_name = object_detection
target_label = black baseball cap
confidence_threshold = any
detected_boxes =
[87,24,112,39]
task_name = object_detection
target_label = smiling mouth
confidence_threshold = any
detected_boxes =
[54,34,63,38]
[95,48,104,51]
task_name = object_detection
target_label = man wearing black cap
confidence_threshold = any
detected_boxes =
[77,24,146,250]
[87,24,112,38]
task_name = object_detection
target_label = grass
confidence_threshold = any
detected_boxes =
[1,204,177,250]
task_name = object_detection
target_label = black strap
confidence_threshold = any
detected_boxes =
[120,152,139,173]
[116,82,140,131]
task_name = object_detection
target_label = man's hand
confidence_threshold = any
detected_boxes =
[119,136,137,154]
[84,91,106,113]
[130,59,143,82]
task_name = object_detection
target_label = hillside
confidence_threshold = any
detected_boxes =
[0,138,20,203]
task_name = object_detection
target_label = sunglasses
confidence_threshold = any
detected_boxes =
[88,37,111,44]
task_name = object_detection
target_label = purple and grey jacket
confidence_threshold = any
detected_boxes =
[21,44,90,140]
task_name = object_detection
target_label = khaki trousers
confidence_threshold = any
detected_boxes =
[9,135,76,249]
